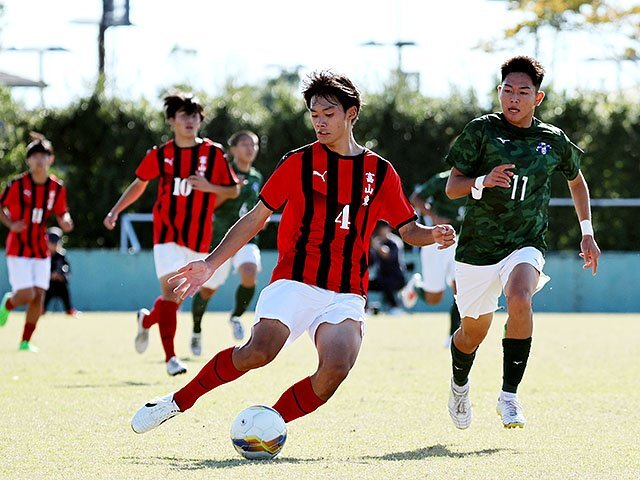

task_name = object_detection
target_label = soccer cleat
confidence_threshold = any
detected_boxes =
[66,309,82,318]
[134,308,150,354]
[131,393,182,434]
[0,292,12,327]
[166,356,187,376]
[229,315,245,340]
[448,377,472,429]
[190,332,202,356]
[496,392,526,428]
[18,340,39,353]
[388,306,404,316]
[400,273,422,309]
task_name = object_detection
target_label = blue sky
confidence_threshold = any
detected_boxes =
[0,0,637,108]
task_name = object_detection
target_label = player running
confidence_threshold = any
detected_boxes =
[444,56,600,429]
[0,133,74,351]
[130,71,455,435]
[103,93,239,376]
[190,130,264,354]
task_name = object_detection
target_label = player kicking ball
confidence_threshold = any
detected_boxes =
[444,56,600,429]
[130,71,455,435]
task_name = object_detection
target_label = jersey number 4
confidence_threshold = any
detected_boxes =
[335,205,351,230]
[510,175,529,201]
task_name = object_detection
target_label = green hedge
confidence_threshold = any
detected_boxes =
[0,79,638,251]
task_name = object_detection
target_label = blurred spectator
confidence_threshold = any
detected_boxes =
[368,221,407,315]
[44,227,80,317]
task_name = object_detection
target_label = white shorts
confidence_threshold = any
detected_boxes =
[207,243,262,290]
[254,279,366,347]
[153,242,219,290]
[454,246,550,319]
[7,256,51,291]
[420,241,457,293]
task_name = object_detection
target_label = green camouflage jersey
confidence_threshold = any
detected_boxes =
[211,163,263,247]
[413,170,466,230]
[445,113,582,265]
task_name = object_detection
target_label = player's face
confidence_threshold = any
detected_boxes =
[231,136,259,164]
[169,109,201,139]
[309,95,356,146]
[498,72,545,128]
[26,152,53,173]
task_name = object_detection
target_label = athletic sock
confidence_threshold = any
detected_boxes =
[141,296,163,329]
[502,337,532,393]
[451,340,476,387]
[231,285,255,317]
[272,376,326,423]
[449,302,461,336]
[173,347,246,411]
[22,322,36,342]
[191,292,209,334]
[157,300,179,362]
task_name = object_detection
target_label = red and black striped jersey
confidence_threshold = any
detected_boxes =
[136,138,238,253]
[0,173,68,259]
[259,142,417,297]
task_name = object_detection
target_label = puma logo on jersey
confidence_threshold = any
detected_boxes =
[497,137,510,144]
[164,158,174,166]
[313,170,327,182]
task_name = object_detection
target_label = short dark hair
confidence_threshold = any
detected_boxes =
[228,130,259,147]
[501,56,545,89]
[163,92,204,120]
[26,131,53,158]
[302,70,362,119]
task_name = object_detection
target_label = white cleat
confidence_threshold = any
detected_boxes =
[166,356,187,376]
[190,332,202,356]
[135,308,150,354]
[496,392,526,428]
[400,273,422,309]
[448,378,472,429]
[229,315,245,340]
[131,393,182,434]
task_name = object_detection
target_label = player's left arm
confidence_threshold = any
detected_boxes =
[188,175,241,199]
[567,171,600,275]
[56,212,74,233]
[399,221,456,249]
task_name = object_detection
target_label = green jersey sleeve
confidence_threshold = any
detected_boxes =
[445,118,485,177]
[557,134,582,181]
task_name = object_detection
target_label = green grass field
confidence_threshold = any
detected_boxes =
[1,311,639,480]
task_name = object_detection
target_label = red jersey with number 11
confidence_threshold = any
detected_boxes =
[259,142,417,297]
[136,138,238,253]
[0,173,68,258]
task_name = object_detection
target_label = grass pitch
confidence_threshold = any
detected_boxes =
[1,311,639,480]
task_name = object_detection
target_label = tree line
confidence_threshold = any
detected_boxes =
[0,77,638,251]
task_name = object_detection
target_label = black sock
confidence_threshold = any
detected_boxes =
[451,340,476,387]
[449,302,461,336]
[502,337,532,393]
[231,285,255,318]
[191,292,209,334]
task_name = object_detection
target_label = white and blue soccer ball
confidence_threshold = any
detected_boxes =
[230,405,287,460]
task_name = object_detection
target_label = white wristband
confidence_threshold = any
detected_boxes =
[580,219,594,236]
[471,175,486,200]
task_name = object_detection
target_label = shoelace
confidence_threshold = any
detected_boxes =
[503,398,522,417]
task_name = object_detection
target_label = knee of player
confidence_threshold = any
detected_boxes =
[425,292,444,305]
[506,290,533,312]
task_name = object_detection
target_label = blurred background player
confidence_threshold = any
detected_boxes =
[190,130,264,355]
[43,226,80,317]
[103,92,239,376]
[0,133,74,352]
[445,56,600,430]
[368,221,407,315]
[400,169,466,344]
[130,70,455,436]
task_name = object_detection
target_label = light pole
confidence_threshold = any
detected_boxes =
[4,46,69,107]
[361,40,417,74]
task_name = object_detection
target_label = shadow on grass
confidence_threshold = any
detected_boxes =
[54,380,161,389]
[123,444,511,470]
[362,444,512,461]
[123,455,321,470]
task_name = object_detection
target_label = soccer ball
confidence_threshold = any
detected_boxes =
[230,405,287,460]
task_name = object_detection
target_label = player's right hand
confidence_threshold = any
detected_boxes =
[169,260,216,300]
[484,164,515,189]
[9,220,25,232]
[103,212,118,230]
